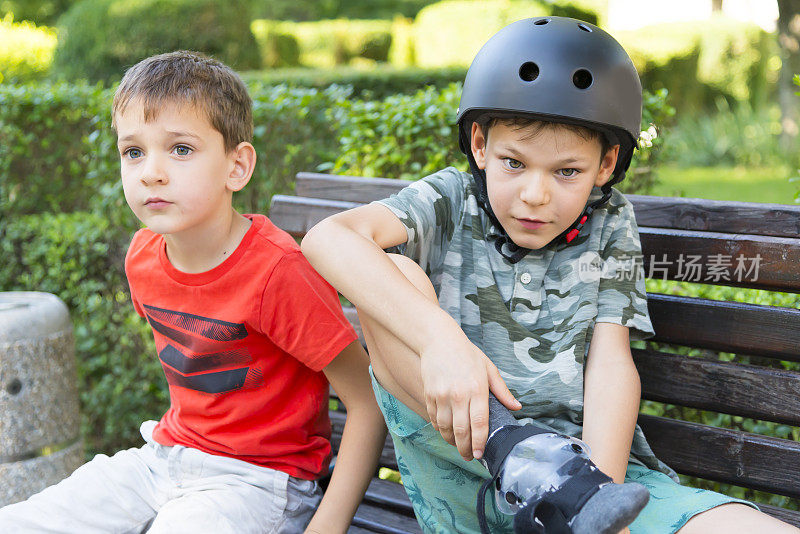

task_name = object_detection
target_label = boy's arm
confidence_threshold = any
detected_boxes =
[581,322,640,483]
[302,203,519,461]
[305,340,387,534]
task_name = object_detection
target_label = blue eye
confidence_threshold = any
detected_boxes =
[125,148,142,159]
[174,145,192,156]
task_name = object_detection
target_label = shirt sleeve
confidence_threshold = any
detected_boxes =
[595,192,655,341]
[124,230,145,318]
[373,167,466,274]
[260,251,358,371]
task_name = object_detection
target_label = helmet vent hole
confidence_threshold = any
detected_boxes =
[519,62,540,82]
[533,18,550,25]
[573,69,593,89]
[578,23,592,32]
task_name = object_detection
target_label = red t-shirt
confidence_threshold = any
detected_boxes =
[125,214,357,479]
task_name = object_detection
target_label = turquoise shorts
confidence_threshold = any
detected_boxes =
[370,369,757,534]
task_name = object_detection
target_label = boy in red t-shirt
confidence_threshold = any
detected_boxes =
[0,51,387,534]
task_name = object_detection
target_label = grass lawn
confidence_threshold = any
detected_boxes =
[648,165,798,205]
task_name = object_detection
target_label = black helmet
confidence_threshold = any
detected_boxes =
[456,16,642,261]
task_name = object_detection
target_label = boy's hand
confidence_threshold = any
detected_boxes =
[420,335,521,461]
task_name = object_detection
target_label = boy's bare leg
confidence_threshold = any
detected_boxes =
[362,259,649,534]
[355,253,437,423]
[678,503,800,533]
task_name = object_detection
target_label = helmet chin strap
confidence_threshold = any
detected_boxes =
[465,150,616,265]
[560,188,613,244]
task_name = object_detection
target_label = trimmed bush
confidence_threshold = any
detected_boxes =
[0,82,115,218]
[329,83,463,180]
[249,0,436,22]
[0,14,56,83]
[389,16,415,67]
[329,83,670,191]
[0,81,350,220]
[53,0,261,83]
[337,0,435,20]
[243,84,352,213]
[412,1,548,68]
[252,18,393,68]
[250,20,301,68]
[239,64,466,98]
[617,15,780,111]
[409,0,599,67]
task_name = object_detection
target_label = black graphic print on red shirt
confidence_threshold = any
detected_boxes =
[143,304,259,394]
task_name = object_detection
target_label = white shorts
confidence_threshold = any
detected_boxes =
[0,421,322,533]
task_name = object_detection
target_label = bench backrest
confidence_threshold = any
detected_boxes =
[269,172,800,523]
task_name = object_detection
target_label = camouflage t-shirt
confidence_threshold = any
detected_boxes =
[376,167,676,477]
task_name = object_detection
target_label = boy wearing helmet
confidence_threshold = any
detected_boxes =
[303,17,795,534]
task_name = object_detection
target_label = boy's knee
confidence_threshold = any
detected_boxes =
[386,253,437,302]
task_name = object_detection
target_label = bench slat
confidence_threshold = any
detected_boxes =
[647,294,800,361]
[634,348,800,425]
[296,173,407,203]
[295,173,800,238]
[639,414,800,498]
[640,227,800,293]
[351,502,422,534]
[362,478,416,517]
[626,194,800,239]
[270,195,800,292]
[270,195,361,237]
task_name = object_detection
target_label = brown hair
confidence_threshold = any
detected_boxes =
[476,115,613,161]
[112,51,252,152]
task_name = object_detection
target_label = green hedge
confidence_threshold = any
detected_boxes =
[328,83,462,180]
[252,18,393,68]
[0,82,351,221]
[250,20,301,68]
[53,0,261,83]
[0,14,56,83]
[243,83,351,213]
[0,82,115,218]
[240,64,466,98]
[329,83,672,193]
[248,0,436,22]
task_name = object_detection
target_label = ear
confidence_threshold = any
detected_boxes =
[470,122,488,170]
[594,144,620,187]
[226,142,256,192]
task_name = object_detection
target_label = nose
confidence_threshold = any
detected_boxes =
[140,155,168,186]
[519,172,550,206]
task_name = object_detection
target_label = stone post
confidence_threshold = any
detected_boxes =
[0,292,83,506]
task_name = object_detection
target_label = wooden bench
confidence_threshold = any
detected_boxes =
[269,172,800,532]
